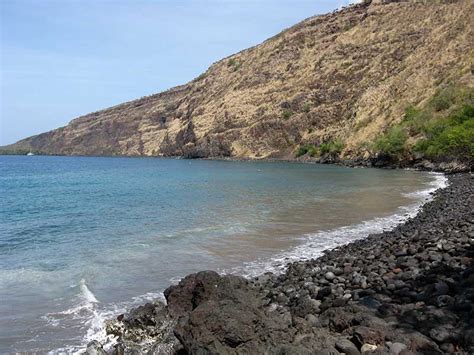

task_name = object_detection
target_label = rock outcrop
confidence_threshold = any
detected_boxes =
[3,0,473,160]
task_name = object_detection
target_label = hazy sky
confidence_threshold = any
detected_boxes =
[1,0,356,146]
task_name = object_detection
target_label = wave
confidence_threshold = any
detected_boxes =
[79,279,99,304]
[43,279,98,321]
[45,279,103,354]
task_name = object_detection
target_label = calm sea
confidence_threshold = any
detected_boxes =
[0,156,445,353]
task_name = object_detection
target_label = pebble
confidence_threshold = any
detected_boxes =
[387,342,407,354]
[324,271,336,280]
[335,338,360,355]
[360,343,378,353]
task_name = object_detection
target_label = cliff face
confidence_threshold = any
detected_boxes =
[3,0,473,158]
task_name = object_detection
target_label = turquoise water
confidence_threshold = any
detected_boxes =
[0,156,443,353]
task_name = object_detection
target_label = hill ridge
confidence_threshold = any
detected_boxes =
[2,0,473,165]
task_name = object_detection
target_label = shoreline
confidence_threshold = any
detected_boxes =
[2,153,471,174]
[86,173,473,354]
[74,167,442,353]
[1,156,441,354]
[201,156,471,174]
[223,172,447,279]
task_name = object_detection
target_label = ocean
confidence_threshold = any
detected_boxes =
[0,155,446,353]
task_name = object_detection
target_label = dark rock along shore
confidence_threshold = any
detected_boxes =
[87,174,474,355]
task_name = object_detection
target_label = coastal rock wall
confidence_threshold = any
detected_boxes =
[3,0,473,161]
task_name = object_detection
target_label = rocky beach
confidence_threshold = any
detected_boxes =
[2,0,472,353]
[85,173,473,354]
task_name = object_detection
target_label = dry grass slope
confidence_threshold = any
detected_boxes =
[2,0,473,160]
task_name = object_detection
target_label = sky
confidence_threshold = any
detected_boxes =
[0,0,356,146]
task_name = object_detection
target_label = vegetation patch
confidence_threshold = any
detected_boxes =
[295,140,345,158]
[373,127,408,158]
[319,140,344,156]
[296,144,318,158]
[429,85,457,112]
[227,58,242,71]
[413,104,474,160]
[372,85,474,161]
[302,103,311,113]
[282,109,294,120]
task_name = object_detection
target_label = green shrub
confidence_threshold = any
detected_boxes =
[307,145,318,157]
[319,140,344,155]
[429,86,456,112]
[296,146,307,157]
[282,109,294,120]
[302,103,311,113]
[403,105,430,135]
[296,144,318,157]
[227,58,242,71]
[295,140,345,158]
[373,127,407,157]
[413,104,474,160]
[373,86,473,161]
[332,140,345,154]
[319,143,331,155]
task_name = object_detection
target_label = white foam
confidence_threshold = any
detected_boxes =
[403,172,448,199]
[131,291,166,304]
[45,279,99,321]
[77,289,166,353]
[79,279,99,304]
[45,279,102,354]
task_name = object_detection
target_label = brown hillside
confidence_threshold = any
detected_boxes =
[3,0,473,159]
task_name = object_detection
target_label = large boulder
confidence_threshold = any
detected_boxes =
[164,271,296,354]
[163,271,223,317]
